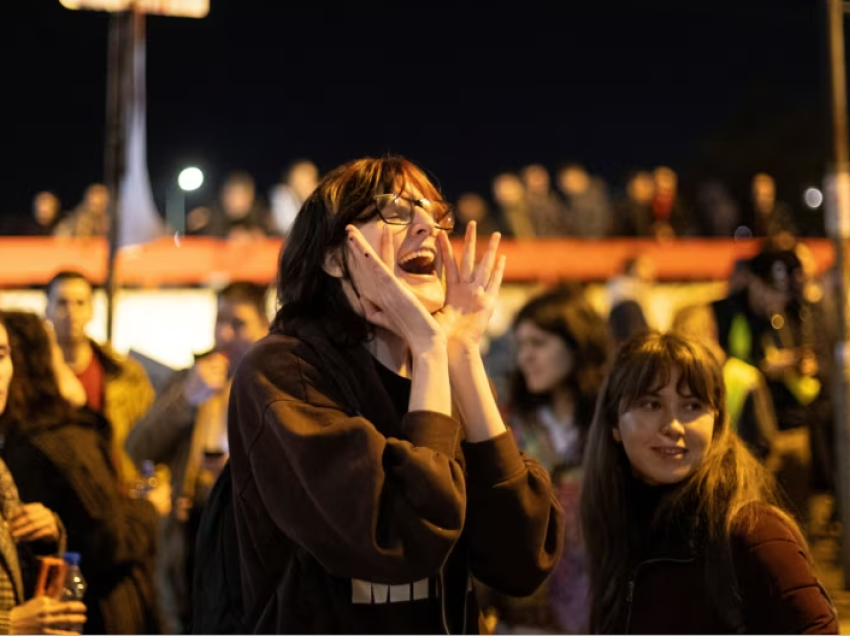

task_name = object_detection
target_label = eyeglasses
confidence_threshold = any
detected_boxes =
[373,194,456,231]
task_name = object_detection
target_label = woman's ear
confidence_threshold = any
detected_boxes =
[612,427,622,443]
[323,250,344,278]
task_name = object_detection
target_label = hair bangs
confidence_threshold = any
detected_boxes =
[614,332,725,417]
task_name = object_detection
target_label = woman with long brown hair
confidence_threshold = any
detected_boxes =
[223,155,564,634]
[581,331,836,634]
[0,311,87,635]
[484,286,608,633]
[0,311,163,635]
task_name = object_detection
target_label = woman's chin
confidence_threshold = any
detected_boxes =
[410,285,446,314]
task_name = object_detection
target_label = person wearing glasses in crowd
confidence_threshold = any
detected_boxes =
[223,155,564,634]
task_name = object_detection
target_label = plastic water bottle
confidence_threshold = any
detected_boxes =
[57,552,86,632]
[133,460,158,499]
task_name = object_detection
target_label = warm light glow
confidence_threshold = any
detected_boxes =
[804,187,823,209]
[178,167,204,192]
[58,0,209,17]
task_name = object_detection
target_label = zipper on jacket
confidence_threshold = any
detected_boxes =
[439,567,450,635]
[623,557,694,634]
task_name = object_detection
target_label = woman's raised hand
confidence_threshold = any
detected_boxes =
[346,225,444,354]
[435,221,506,350]
[10,503,60,543]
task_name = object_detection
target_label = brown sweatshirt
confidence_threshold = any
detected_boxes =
[227,322,565,634]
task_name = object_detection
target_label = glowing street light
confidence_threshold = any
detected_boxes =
[178,167,204,192]
[804,187,824,209]
[168,166,205,236]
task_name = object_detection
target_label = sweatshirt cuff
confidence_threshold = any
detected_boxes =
[400,411,461,457]
[462,429,526,487]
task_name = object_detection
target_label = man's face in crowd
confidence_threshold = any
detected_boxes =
[214,298,268,365]
[46,278,94,346]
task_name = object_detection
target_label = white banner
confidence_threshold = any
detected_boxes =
[59,0,209,18]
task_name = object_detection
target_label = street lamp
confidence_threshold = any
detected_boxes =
[179,167,204,192]
[167,166,204,235]
[804,187,824,209]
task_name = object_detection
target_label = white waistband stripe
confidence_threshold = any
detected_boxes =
[351,578,434,604]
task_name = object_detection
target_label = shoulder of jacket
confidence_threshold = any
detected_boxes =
[731,502,802,551]
[237,334,314,398]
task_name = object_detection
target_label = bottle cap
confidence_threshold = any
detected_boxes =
[63,552,81,566]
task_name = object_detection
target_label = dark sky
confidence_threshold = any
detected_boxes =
[1,0,832,219]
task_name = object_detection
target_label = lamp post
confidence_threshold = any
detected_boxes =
[166,166,204,235]
[826,0,850,589]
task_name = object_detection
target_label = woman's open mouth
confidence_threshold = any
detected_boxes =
[398,249,437,276]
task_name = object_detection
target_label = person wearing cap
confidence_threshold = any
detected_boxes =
[125,282,269,634]
[712,247,832,526]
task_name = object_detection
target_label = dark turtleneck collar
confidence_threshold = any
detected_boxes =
[627,476,694,561]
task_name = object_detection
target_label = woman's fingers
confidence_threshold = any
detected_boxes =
[45,614,86,626]
[438,231,460,284]
[460,221,476,280]
[486,255,507,297]
[474,232,502,287]
[346,225,393,278]
[10,505,56,541]
[381,224,395,271]
[55,602,86,615]
[11,526,37,541]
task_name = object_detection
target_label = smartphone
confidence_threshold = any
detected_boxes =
[35,557,67,598]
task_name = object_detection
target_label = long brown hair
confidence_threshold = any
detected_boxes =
[272,155,444,347]
[0,311,74,426]
[509,286,610,441]
[581,331,802,633]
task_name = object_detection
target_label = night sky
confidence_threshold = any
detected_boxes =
[1,0,833,222]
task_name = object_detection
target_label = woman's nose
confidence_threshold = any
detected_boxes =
[661,415,686,437]
[411,207,437,235]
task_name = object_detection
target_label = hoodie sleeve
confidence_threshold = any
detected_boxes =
[229,347,467,584]
[462,431,565,596]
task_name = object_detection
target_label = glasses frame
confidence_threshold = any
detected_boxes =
[372,194,456,231]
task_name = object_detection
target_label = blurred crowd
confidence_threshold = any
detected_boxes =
[0,150,840,634]
[0,161,810,241]
[0,228,838,633]
[478,234,840,633]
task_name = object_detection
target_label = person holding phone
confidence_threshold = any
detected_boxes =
[0,311,161,635]
[0,312,87,635]
[222,155,564,634]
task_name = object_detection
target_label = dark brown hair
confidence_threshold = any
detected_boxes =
[581,331,803,633]
[45,270,94,300]
[218,282,269,324]
[272,155,443,347]
[0,311,73,426]
[509,286,610,442]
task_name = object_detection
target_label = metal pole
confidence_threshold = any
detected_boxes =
[104,10,127,343]
[826,0,850,589]
[105,7,145,342]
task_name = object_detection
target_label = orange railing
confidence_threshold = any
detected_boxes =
[0,237,838,287]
